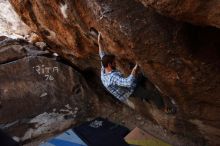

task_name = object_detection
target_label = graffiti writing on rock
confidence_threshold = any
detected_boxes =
[33,65,59,81]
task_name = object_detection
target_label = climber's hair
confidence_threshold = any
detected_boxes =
[102,55,115,68]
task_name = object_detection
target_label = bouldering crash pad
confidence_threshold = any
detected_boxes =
[124,127,171,146]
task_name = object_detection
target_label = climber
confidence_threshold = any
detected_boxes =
[98,32,175,114]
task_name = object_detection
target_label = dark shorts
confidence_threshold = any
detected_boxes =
[131,74,165,109]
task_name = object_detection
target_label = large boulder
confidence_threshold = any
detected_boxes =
[0,38,98,141]
[0,56,93,123]
[10,0,220,145]
[0,37,48,64]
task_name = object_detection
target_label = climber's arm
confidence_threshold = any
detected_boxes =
[98,32,105,59]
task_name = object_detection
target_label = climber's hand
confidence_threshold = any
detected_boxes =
[98,32,102,43]
[131,64,139,76]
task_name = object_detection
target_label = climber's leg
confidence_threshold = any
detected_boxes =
[132,85,151,102]
[147,89,165,109]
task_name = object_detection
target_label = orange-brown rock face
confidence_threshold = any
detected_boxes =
[10,0,220,145]
[138,0,220,28]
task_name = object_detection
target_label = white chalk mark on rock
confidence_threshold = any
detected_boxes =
[65,104,72,110]
[60,3,68,19]
[53,53,59,57]
[33,64,59,81]
[40,92,47,97]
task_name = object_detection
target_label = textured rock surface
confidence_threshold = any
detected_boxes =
[0,37,48,64]
[9,0,220,145]
[0,38,98,143]
[0,0,30,37]
[138,0,220,28]
[0,56,93,123]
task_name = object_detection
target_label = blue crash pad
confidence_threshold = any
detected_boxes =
[40,129,87,146]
